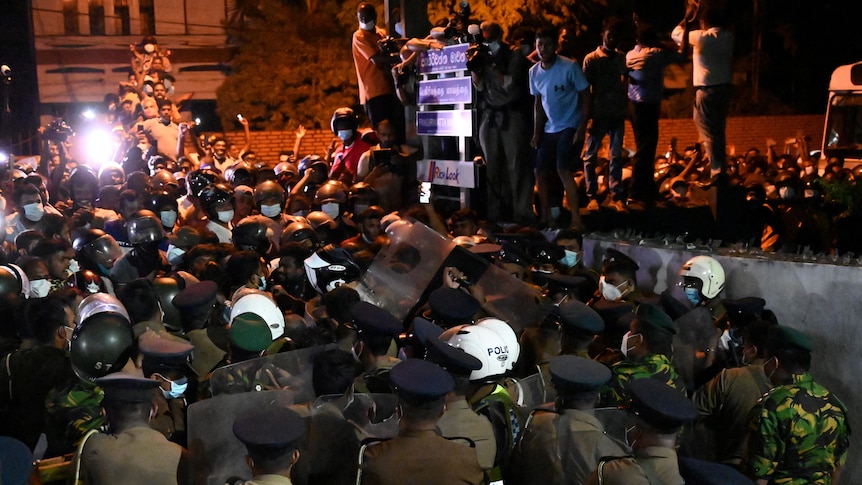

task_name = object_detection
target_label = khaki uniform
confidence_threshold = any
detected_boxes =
[244,475,293,484]
[80,426,188,485]
[359,429,484,485]
[506,408,626,485]
[437,398,497,470]
[587,446,683,485]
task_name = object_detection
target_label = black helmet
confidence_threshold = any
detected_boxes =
[303,245,362,294]
[280,219,319,249]
[254,180,285,207]
[0,264,30,299]
[148,155,168,175]
[71,308,136,383]
[147,190,179,213]
[150,169,179,193]
[152,273,199,332]
[187,169,221,197]
[199,183,235,220]
[348,181,379,213]
[127,210,167,245]
[232,218,272,255]
[330,107,359,134]
[314,180,349,206]
[72,229,123,274]
[225,162,254,186]
[65,270,108,295]
[98,162,125,187]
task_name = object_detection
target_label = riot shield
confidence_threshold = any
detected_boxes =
[673,307,719,390]
[469,263,549,333]
[506,373,549,412]
[310,392,400,440]
[355,219,455,320]
[594,407,631,451]
[187,390,295,485]
[209,344,336,401]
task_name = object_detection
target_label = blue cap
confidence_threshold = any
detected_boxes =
[390,359,454,402]
[626,378,697,432]
[350,301,403,336]
[0,437,31,485]
[233,405,305,449]
[428,287,480,325]
[558,299,604,334]
[549,355,611,396]
[603,248,639,272]
[424,336,481,377]
[412,317,444,343]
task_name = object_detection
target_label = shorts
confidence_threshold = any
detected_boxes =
[535,127,576,172]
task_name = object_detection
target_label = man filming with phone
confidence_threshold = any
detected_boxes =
[357,119,418,212]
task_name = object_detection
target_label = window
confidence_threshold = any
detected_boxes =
[139,0,155,35]
[114,0,130,35]
[88,0,105,35]
[63,0,79,35]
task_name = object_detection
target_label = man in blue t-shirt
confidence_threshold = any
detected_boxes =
[529,27,591,229]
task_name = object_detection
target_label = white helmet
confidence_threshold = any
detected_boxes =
[229,292,285,339]
[475,318,520,371]
[679,255,725,299]
[441,324,510,381]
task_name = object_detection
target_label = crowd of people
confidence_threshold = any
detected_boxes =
[0,1,854,485]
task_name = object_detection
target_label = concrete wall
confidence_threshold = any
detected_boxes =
[221,114,826,164]
[582,237,860,484]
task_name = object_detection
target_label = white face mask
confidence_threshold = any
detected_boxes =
[67,258,80,275]
[486,40,501,55]
[559,249,578,268]
[260,203,282,218]
[144,43,155,54]
[779,186,795,200]
[359,20,375,31]
[30,279,51,298]
[337,129,353,143]
[23,202,45,222]
[600,275,626,301]
[160,210,177,228]
[620,331,641,358]
[322,202,340,219]
[166,245,186,265]
[217,209,234,223]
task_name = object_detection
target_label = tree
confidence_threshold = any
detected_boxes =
[217,0,361,131]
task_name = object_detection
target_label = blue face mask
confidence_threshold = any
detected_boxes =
[155,374,188,399]
[558,250,578,268]
[685,287,702,306]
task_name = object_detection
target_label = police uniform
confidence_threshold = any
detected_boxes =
[746,327,850,484]
[233,405,305,485]
[600,305,686,407]
[424,334,497,470]
[172,281,227,378]
[358,359,484,485]
[587,378,698,485]
[350,302,403,393]
[506,356,625,485]
[78,374,188,485]
[139,329,195,444]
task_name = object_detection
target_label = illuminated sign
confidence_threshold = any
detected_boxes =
[417,77,473,105]
[416,110,472,136]
[417,159,476,188]
[418,44,469,74]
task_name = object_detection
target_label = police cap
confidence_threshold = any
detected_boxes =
[558,299,604,335]
[412,317,443,343]
[549,355,611,397]
[138,328,194,369]
[390,359,454,403]
[96,373,160,404]
[602,248,639,273]
[427,287,480,325]
[424,335,482,377]
[634,304,677,335]
[626,378,697,432]
[350,301,403,337]
[171,280,218,313]
[233,405,305,450]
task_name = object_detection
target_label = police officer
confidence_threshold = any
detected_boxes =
[77,373,188,485]
[587,378,698,485]
[599,304,686,407]
[349,301,403,393]
[745,325,850,483]
[357,359,484,485]
[232,405,305,485]
[421,324,497,471]
[507,355,626,484]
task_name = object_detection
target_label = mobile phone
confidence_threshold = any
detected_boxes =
[237,114,244,121]
[136,124,144,133]
[419,182,432,204]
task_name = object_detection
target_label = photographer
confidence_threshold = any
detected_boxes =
[357,119,419,212]
[470,21,534,224]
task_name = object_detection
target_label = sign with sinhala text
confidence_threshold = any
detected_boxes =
[417,77,473,105]
[418,44,469,74]
[416,159,476,188]
[416,110,472,137]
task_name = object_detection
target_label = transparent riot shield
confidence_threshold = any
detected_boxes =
[310,392,399,440]
[506,373,549,412]
[355,219,456,320]
[209,344,336,401]
[469,263,549,333]
[673,307,719,390]
[187,390,295,485]
[594,407,631,451]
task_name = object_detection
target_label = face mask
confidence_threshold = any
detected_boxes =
[292,209,309,217]
[260,203,282,218]
[600,276,625,301]
[30,279,51,298]
[559,250,578,268]
[322,202,340,219]
[217,210,234,223]
[359,20,375,31]
[684,287,702,306]
[337,129,353,142]
[23,202,45,222]
[67,258,80,275]
[620,331,641,358]
[156,374,188,399]
[257,275,268,292]
[160,210,177,228]
[486,41,501,55]
[625,424,639,450]
[166,245,186,265]
[779,187,795,200]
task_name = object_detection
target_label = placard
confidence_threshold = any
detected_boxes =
[418,44,469,74]
[417,77,473,105]
[416,159,476,188]
[416,110,472,136]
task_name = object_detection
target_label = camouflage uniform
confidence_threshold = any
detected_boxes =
[600,353,686,407]
[44,380,105,455]
[746,372,850,484]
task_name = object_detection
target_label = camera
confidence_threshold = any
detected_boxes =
[43,119,75,143]
[465,43,491,72]
[371,148,395,170]
[442,0,472,43]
